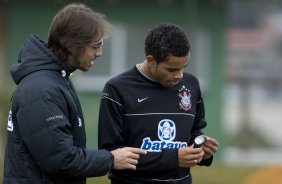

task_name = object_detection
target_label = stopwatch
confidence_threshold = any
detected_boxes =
[194,135,207,148]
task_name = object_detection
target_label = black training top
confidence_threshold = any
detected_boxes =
[98,65,212,183]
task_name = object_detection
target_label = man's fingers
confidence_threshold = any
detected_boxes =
[111,147,148,170]
[129,158,138,165]
[123,147,147,155]
[202,146,212,155]
[203,141,218,153]
[126,164,137,170]
[205,137,219,146]
[124,159,139,170]
[130,153,140,160]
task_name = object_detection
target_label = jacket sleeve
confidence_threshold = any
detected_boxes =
[16,88,113,178]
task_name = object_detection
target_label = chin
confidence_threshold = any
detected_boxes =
[161,83,171,88]
[166,83,177,88]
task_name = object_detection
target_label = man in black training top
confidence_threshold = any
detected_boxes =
[98,23,219,184]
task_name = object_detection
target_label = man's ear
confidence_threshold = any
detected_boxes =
[146,55,156,68]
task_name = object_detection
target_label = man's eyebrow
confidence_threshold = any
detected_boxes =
[90,39,103,48]
[184,63,189,68]
[167,63,189,70]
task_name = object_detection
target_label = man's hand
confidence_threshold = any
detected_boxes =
[202,136,219,159]
[111,147,147,170]
[178,146,204,168]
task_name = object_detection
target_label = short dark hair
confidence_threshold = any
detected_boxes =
[47,3,112,62]
[145,24,190,63]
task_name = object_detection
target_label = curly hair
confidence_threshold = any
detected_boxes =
[145,24,190,63]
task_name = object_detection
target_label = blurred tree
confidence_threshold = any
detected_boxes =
[0,0,9,163]
[0,1,8,88]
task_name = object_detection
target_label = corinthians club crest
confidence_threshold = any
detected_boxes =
[178,85,192,111]
[158,119,175,141]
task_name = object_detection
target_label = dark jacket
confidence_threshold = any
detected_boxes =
[3,35,113,184]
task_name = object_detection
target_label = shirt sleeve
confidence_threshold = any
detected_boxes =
[98,83,125,150]
[188,87,213,166]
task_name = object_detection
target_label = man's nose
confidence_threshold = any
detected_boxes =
[174,70,183,79]
[94,49,102,57]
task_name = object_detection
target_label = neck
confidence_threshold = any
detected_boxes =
[137,60,156,81]
[138,60,148,74]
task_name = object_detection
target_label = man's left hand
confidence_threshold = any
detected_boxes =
[202,136,219,159]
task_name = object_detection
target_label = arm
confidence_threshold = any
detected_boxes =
[16,91,112,178]
[98,85,146,170]
[189,89,218,166]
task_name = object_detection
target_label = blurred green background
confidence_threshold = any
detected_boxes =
[1,0,282,183]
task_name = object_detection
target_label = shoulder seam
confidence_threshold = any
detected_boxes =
[101,96,123,107]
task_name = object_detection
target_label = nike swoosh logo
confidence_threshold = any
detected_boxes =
[138,97,148,102]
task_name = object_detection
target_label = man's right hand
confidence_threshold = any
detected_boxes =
[111,147,147,170]
[178,145,204,168]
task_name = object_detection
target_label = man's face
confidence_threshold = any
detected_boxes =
[149,54,190,88]
[68,37,103,71]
